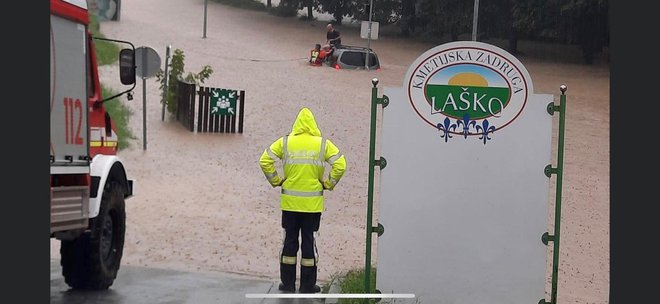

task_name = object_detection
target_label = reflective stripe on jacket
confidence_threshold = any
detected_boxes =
[259,108,347,213]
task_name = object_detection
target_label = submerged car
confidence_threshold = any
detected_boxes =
[326,45,380,70]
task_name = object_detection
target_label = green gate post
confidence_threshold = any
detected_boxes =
[365,78,388,301]
[542,84,568,304]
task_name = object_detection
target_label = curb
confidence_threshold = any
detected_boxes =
[324,276,343,304]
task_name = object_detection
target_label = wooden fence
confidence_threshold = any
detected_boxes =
[175,80,245,133]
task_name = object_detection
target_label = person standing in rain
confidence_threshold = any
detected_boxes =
[259,107,347,293]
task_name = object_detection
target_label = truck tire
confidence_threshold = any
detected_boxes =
[60,181,126,290]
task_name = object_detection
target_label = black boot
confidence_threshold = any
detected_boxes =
[279,263,296,293]
[299,265,320,293]
[278,282,295,293]
[299,284,321,293]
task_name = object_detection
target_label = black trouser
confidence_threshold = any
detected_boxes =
[280,210,321,290]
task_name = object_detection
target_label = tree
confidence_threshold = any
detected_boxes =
[400,0,417,37]
[352,0,401,25]
[275,0,319,20]
[411,0,444,40]
[560,0,609,64]
[410,0,472,42]
[317,0,356,24]
[303,0,319,20]
[155,49,213,115]
[272,0,300,17]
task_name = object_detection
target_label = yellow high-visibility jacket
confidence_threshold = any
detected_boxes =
[259,108,347,213]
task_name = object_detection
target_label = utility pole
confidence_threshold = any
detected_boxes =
[365,0,374,70]
[203,0,208,38]
[472,0,480,41]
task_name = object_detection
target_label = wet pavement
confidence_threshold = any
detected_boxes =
[50,260,326,304]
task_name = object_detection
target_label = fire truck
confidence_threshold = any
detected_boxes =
[50,0,136,290]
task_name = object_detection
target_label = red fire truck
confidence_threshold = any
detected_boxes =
[50,0,136,290]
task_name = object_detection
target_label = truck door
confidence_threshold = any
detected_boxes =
[50,13,89,169]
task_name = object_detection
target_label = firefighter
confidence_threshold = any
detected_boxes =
[310,44,322,66]
[310,44,331,66]
[259,107,347,293]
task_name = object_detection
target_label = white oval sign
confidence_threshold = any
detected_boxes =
[404,41,534,136]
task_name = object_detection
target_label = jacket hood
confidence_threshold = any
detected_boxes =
[290,107,321,136]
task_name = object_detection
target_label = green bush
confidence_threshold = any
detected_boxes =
[156,49,214,115]
[271,2,299,17]
[90,12,135,150]
[322,268,377,304]
[89,14,120,65]
[102,86,136,150]
[210,0,266,11]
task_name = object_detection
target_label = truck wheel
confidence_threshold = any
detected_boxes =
[60,181,126,290]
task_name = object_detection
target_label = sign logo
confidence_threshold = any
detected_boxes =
[211,88,237,116]
[405,42,531,144]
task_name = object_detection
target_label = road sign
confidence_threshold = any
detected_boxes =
[135,46,161,79]
[135,46,161,150]
[211,88,238,116]
[360,21,379,40]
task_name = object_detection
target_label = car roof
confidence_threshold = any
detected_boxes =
[335,45,376,53]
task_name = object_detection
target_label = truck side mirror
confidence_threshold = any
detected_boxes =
[119,48,136,85]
